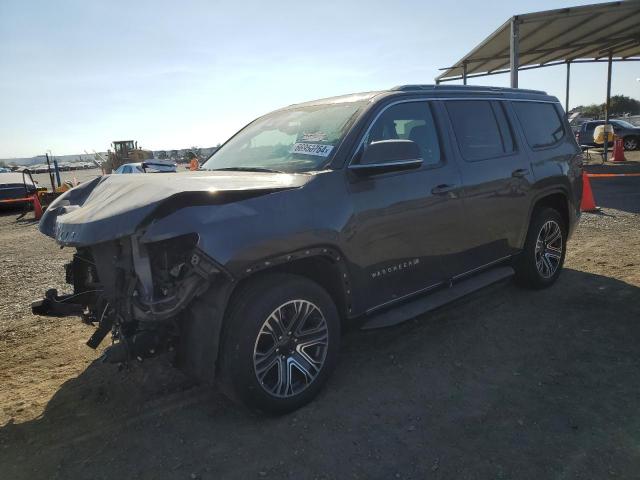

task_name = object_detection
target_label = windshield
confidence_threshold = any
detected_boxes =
[612,120,636,129]
[202,101,366,173]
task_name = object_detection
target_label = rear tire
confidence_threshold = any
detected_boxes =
[623,136,638,151]
[218,273,340,414]
[514,207,566,289]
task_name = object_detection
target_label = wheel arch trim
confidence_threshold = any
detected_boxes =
[519,187,571,249]
[232,246,354,317]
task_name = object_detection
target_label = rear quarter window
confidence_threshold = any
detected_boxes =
[513,102,565,149]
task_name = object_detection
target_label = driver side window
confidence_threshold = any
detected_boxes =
[365,102,441,165]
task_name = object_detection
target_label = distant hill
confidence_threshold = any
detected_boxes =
[0,153,106,167]
[1,147,219,167]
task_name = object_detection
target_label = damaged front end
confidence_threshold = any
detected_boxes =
[33,233,222,364]
[32,170,309,376]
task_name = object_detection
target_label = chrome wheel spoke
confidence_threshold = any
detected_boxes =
[274,356,291,397]
[296,325,328,347]
[264,310,287,340]
[289,300,315,336]
[545,248,561,260]
[546,243,562,254]
[255,348,279,382]
[542,253,554,273]
[545,225,561,244]
[290,351,319,382]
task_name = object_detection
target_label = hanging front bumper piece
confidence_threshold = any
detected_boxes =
[31,233,224,364]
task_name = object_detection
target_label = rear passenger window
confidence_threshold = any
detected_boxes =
[365,102,441,166]
[446,100,514,161]
[513,102,565,149]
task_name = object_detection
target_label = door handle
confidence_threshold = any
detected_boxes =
[511,168,529,178]
[431,184,457,195]
[512,168,529,178]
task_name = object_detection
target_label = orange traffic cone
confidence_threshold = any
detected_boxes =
[580,173,598,212]
[32,193,43,220]
[610,137,627,162]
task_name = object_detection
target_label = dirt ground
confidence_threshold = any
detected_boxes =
[1,176,639,479]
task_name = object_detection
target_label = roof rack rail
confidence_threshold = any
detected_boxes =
[390,84,547,95]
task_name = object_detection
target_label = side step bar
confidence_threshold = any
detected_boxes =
[361,266,514,330]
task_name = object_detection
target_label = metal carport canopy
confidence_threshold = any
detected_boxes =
[436,1,640,85]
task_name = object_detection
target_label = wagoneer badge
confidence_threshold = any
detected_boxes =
[371,258,420,279]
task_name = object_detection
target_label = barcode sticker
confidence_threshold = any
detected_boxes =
[291,143,334,157]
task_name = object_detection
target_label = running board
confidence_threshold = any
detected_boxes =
[361,266,515,330]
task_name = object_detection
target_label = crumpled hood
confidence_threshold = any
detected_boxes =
[39,170,310,246]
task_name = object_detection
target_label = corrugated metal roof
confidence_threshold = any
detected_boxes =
[437,1,640,81]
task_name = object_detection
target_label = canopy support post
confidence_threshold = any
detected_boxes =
[510,17,520,88]
[565,61,571,114]
[604,51,613,161]
[462,61,468,85]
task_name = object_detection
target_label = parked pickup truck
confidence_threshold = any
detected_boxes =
[35,85,583,413]
[576,119,640,150]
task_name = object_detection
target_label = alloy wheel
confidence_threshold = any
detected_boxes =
[623,138,638,151]
[253,299,328,398]
[534,220,563,279]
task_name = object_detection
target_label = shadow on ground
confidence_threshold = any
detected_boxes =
[2,269,640,479]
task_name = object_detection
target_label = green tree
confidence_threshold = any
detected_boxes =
[576,95,640,119]
[581,104,603,118]
[609,95,640,116]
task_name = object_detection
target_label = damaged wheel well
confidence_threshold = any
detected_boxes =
[178,253,351,384]
[231,255,351,320]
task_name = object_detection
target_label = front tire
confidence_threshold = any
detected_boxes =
[218,273,340,413]
[514,207,566,289]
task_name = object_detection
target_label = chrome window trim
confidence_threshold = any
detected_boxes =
[349,97,561,167]
[348,158,423,171]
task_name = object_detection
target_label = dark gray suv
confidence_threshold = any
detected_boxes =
[36,85,583,413]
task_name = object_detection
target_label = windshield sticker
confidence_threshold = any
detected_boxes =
[291,143,334,157]
[301,131,327,142]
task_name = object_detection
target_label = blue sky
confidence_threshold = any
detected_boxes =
[1,0,639,158]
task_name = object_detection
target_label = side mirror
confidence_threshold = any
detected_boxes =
[350,139,422,175]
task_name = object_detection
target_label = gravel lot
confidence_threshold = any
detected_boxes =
[0,176,639,479]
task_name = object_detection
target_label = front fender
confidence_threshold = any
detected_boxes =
[140,172,352,279]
